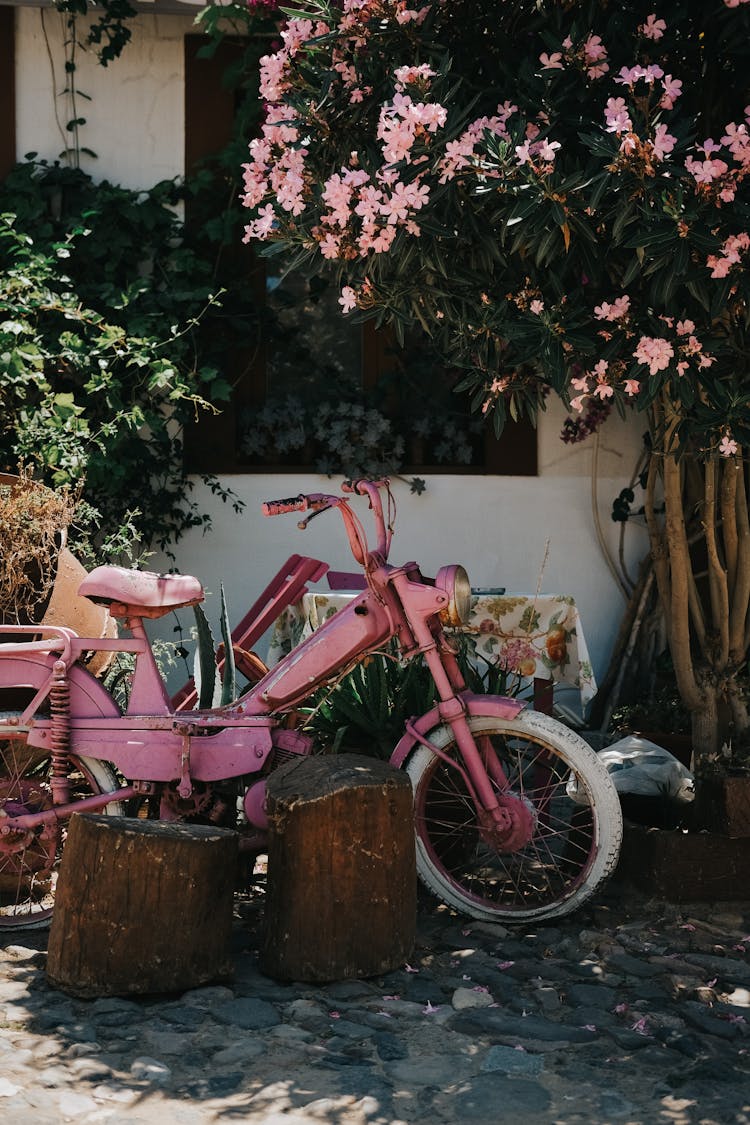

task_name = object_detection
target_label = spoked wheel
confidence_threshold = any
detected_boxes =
[0,739,124,930]
[406,711,622,922]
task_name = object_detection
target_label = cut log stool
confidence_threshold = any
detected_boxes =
[261,754,416,982]
[46,814,238,997]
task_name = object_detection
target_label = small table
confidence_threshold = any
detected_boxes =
[266,591,596,712]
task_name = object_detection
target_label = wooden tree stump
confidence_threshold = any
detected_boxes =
[46,814,238,998]
[260,754,416,982]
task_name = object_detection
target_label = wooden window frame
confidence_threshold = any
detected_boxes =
[0,9,16,182]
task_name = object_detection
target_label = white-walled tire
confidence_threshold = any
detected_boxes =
[405,711,622,922]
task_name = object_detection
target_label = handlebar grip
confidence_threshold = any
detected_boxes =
[261,495,308,516]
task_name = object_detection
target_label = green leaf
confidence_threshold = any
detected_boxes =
[219,583,236,706]
[193,603,219,709]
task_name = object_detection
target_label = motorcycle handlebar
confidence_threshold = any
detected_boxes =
[262,480,393,563]
[261,495,308,517]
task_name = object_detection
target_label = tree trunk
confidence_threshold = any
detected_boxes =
[260,754,416,982]
[46,814,238,998]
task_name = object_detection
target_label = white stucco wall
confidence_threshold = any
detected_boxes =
[149,401,648,707]
[13,7,649,706]
[15,7,195,186]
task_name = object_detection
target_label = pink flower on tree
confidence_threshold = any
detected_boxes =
[660,75,682,110]
[720,433,739,456]
[639,14,667,39]
[595,295,631,321]
[633,336,675,374]
[604,98,632,135]
[339,286,358,313]
[652,123,677,161]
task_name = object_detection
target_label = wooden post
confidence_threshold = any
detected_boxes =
[46,815,238,998]
[260,754,416,982]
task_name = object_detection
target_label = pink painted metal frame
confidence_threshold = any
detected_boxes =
[0,480,526,868]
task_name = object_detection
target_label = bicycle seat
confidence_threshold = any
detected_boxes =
[79,566,204,619]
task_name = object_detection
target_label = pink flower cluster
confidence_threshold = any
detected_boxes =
[439,102,518,182]
[706,232,750,278]
[377,91,448,164]
[634,319,715,377]
[540,32,609,80]
[567,302,717,411]
[686,112,750,204]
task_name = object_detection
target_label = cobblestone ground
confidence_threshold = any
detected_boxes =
[1,876,749,1125]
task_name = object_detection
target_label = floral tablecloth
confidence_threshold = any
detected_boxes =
[266,591,596,706]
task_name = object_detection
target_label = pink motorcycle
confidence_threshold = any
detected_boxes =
[0,479,622,930]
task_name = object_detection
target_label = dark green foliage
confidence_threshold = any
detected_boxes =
[0,160,246,556]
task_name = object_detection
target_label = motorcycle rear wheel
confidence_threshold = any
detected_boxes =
[406,711,622,922]
[0,740,125,930]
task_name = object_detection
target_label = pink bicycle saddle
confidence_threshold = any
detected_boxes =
[79,566,204,618]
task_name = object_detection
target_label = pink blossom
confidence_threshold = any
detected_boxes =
[319,232,342,259]
[595,295,630,321]
[339,286,358,313]
[371,225,396,253]
[639,14,666,39]
[634,336,674,374]
[604,97,632,135]
[530,299,544,315]
[720,433,739,456]
[393,63,435,90]
[540,52,564,69]
[660,75,682,110]
[686,156,730,184]
[652,124,677,161]
[248,203,277,239]
[624,379,641,396]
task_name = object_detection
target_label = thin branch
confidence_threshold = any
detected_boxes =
[703,458,730,668]
[40,10,71,161]
[721,455,739,593]
[731,452,750,656]
[643,446,672,639]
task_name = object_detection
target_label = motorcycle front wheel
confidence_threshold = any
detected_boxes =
[406,711,622,922]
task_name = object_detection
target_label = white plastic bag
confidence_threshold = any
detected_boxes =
[597,736,694,802]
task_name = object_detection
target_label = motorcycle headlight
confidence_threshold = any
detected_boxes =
[435,564,472,627]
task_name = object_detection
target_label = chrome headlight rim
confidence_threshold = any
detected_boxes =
[435,564,472,627]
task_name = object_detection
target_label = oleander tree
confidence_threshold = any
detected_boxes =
[240,0,750,767]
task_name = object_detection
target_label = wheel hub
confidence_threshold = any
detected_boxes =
[0,780,57,877]
[479,792,538,852]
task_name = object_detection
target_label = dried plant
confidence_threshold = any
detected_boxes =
[0,468,76,624]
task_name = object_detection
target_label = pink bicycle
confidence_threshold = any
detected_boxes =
[0,479,622,930]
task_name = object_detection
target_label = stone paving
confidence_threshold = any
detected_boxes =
[1,878,749,1125]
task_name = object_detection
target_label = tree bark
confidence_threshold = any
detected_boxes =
[261,754,416,982]
[46,814,238,998]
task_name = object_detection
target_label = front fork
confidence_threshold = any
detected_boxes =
[415,643,537,852]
